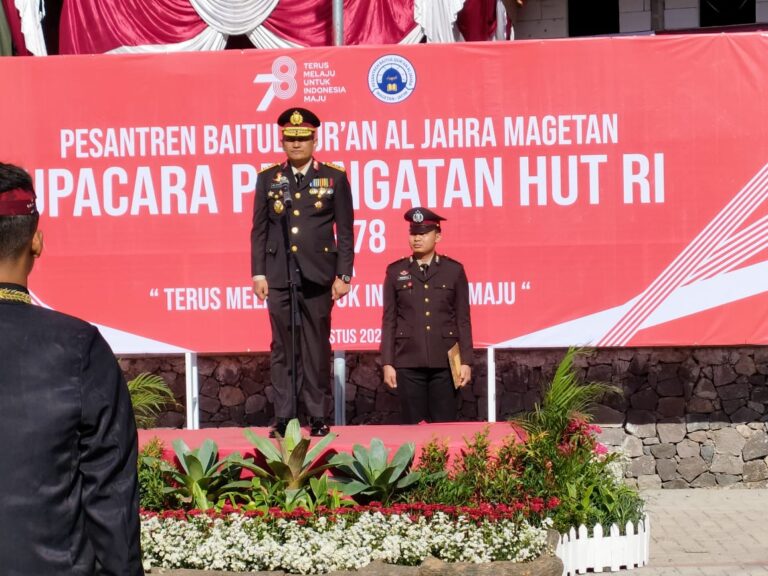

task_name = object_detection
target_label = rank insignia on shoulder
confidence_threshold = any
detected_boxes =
[259,163,279,174]
[324,161,346,172]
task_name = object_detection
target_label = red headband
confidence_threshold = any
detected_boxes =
[0,188,38,216]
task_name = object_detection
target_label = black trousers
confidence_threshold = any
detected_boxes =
[396,367,457,424]
[267,280,332,420]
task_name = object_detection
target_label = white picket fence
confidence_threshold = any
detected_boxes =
[556,514,650,575]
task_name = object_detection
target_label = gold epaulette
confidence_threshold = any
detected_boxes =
[258,163,279,174]
[324,161,346,172]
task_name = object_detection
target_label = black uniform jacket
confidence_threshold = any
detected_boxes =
[251,159,354,288]
[0,292,143,576]
[381,254,474,369]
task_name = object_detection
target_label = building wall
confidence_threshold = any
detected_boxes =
[512,0,768,39]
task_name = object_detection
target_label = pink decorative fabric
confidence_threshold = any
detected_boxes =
[342,0,416,46]
[59,0,207,55]
[1,0,31,55]
[457,0,497,41]
[57,0,495,55]
[259,0,331,47]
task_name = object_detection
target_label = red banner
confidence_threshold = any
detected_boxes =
[2,34,767,353]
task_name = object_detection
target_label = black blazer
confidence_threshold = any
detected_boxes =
[0,292,143,576]
[251,159,355,288]
[381,254,474,369]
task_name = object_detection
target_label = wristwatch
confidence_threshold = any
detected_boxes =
[337,274,352,283]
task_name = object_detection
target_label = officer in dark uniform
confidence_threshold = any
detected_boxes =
[251,108,354,437]
[0,163,143,575]
[380,208,473,424]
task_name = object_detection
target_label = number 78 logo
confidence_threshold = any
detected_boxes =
[253,56,298,112]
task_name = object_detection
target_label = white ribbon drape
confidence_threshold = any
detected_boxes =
[414,0,466,43]
[14,0,46,55]
[44,0,474,55]
[399,25,426,45]
[108,26,227,54]
[247,24,302,49]
[188,0,278,35]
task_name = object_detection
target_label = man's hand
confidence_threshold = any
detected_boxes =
[458,365,472,388]
[332,277,351,301]
[253,278,269,301]
[383,364,397,389]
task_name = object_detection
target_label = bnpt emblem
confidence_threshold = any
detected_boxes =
[254,56,298,112]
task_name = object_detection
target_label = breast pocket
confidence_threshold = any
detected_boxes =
[442,325,459,345]
[434,283,455,307]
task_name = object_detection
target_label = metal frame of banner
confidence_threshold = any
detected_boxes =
[333,350,346,425]
[180,347,497,429]
[184,352,200,430]
[487,347,496,423]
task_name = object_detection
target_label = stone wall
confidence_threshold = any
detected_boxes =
[122,346,768,488]
[120,351,490,428]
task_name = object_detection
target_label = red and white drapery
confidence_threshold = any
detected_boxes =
[10,0,504,56]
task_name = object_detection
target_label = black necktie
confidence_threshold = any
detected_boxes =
[420,263,429,276]
[295,172,304,187]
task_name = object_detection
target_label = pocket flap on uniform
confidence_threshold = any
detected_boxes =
[266,241,277,254]
[395,325,411,338]
[442,326,459,338]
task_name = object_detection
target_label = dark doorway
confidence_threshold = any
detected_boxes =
[568,0,620,37]
[700,0,755,27]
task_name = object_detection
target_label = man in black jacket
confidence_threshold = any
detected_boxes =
[0,162,143,576]
[380,208,473,424]
[251,108,354,437]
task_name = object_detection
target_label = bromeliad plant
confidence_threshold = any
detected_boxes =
[243,418,340,508]
[329,438,422,505]
[145,439,251,511]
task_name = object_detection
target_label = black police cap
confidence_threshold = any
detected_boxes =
[404,207,446,234]
[277,108,321,137]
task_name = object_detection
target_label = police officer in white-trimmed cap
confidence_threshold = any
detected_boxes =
[380,207,474,423]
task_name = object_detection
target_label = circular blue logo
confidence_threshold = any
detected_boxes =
[368,55,416,104]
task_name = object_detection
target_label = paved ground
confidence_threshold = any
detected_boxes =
[635,489,768,576]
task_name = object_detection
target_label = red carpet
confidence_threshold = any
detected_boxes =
[139,421,522,465]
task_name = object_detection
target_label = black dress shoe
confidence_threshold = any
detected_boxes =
[310,420,331,437]
[269,418,289,439]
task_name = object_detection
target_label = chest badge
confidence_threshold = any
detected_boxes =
[274,200,284,214]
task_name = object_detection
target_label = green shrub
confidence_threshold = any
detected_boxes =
[404,348,645,532]
[510,348,644,531]
[138,437,170,511]
[401,438,453,504]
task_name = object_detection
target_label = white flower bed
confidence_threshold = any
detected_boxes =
[141,511,552,574]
